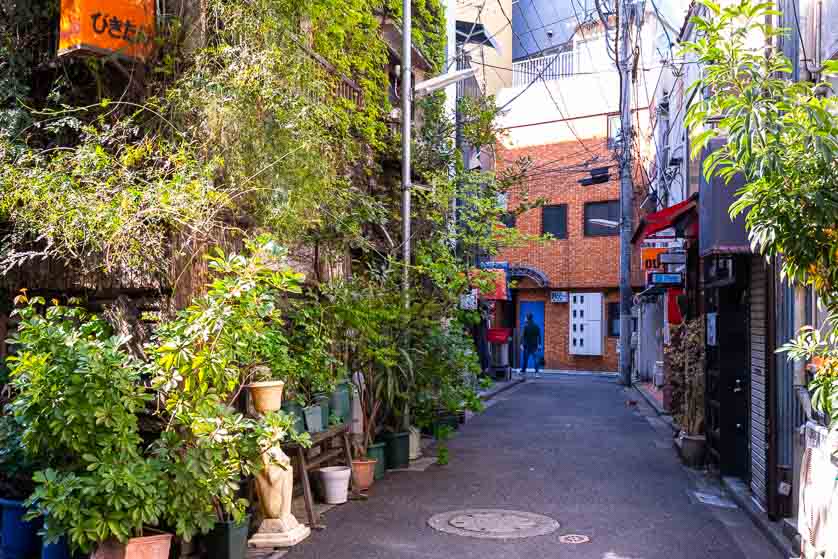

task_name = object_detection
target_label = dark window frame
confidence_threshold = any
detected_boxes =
[541,204,568,239]
[584,200,620,237]
[607,302,620,337]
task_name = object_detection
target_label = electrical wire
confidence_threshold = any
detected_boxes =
[495,0,599,158]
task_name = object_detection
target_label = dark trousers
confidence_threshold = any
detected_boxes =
[521,346,540,375]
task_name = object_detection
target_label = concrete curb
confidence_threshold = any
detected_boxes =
[479,378,524,401]
[721,477,798,559]
[632,386,678,433]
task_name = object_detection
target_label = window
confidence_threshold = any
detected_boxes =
[500,212,516,228]
[542,205,567,239]
[584,200,620,237]
[607,302,620,337]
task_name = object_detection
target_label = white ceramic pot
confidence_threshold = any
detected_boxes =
[318,466,352,504]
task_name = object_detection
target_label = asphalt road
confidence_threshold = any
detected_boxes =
[286,375,783,559]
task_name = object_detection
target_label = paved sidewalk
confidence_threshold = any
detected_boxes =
[286,376,783,559]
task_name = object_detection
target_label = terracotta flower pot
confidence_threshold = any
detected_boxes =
[247,381,285,413]
[92,533,173,559]
[351,458,377,492]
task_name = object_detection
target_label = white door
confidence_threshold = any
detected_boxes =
[569,293,603,356]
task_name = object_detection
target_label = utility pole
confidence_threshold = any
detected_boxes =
[618,0,634,387]
[401,0,412,304]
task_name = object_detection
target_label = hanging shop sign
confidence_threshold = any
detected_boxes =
[59,0,155,62]
[641,247,667,271]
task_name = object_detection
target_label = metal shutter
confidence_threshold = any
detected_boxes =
[750,256,769,507]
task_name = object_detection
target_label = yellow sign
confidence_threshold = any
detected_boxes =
[59,0,155,62]
[641,247,667,271]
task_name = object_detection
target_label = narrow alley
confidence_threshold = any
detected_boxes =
[288,375,782,559]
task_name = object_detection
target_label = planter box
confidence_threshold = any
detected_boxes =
[203,518,250,559]
[92,533,172,559]
[382,432,410,470]
[674,434,706,468]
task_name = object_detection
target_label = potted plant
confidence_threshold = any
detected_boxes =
[247,365,286,414]
[0,414,41,559]
[666,319,706,467]
[6,300,172,558]
[329,378,353,424]
[150,240,307,557]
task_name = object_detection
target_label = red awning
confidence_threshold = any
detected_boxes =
[632,193,699,244]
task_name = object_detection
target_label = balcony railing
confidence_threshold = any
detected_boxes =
[512,51,575,87]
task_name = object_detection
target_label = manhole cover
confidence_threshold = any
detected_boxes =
[428,509,559,539]
[559,534,591,544]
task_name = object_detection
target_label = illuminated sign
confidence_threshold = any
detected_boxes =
[641,247,667,271]
[60,0,155,62]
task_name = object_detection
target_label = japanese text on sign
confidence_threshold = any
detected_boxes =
[60,0,155,62]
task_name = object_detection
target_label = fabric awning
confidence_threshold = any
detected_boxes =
[632,193,699,244]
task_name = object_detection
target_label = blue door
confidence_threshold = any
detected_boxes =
[518,301,545,369]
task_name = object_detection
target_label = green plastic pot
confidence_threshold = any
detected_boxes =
[382,431,410,470]
[204,516,250,559]
[314,393,330,428]
[367,442,386,480]
[281,400,306,434]
[329,380,352,423]
[303,404,323,433]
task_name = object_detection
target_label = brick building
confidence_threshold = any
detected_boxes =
[495,134,646,372]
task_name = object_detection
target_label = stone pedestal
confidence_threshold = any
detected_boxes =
[249,445,311,548]
[248,518,310,548]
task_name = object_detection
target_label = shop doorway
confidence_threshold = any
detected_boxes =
[518,301,545,370]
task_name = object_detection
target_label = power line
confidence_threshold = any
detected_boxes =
[496,0,599,158]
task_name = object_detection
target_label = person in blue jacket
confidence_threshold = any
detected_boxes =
[520,313,542,380]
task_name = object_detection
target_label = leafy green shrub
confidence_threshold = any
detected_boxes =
[6,297,165,552]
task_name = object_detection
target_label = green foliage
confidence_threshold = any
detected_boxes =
[6,299,150,466]
[781,328,838,427]
[151,238,304,405]
[0,414,37,500]
[683,0,838,426]
[434,425,453,466]
[285,301,345,406]
[0,0,446,279]
[6,298,165,552]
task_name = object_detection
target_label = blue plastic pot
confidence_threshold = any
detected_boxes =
[0,499,40,559]
[41,537,70,559]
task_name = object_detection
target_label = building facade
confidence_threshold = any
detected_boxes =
[491,6,665,372]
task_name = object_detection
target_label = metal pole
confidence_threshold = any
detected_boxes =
[401,0,412,303]
[618,0,634,386]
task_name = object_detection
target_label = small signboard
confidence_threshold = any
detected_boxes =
[550,291,569,303]
[59,0,155,62]
[648,272,683,288]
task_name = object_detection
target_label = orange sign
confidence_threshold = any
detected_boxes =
[641,247,667,271]
[59,0,155,62]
